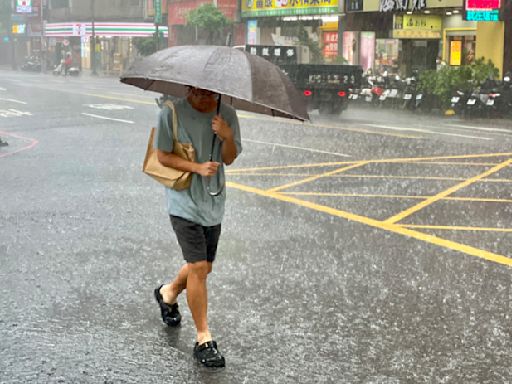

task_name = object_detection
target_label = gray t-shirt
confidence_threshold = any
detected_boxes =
[155,98,242,226]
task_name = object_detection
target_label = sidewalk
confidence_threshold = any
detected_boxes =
[0,64,118,79]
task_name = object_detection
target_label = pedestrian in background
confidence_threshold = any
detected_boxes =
[64,53,72,76]
[153,86,242,368]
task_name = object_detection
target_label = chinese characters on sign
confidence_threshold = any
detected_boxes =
[242,0,339,17]
[380,0,425,12]
[246,45,298,65]
[464,0,500,21]
[450,41,462,66]
[323,32,338,58]
[392,15,442,38]
[154,0,162,24]
[465,10,499,20]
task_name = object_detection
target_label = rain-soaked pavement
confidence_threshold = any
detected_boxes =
[1,70,511,383]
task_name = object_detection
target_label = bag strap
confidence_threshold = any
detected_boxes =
[163,100,179,142]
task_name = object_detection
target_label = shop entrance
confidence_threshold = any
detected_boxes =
[400,39,439,76]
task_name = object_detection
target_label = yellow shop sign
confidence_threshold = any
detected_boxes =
[241,0,340,17]
[401,15,442,31]
[392,14,442,39]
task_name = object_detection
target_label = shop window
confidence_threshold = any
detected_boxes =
[50,0,69,8]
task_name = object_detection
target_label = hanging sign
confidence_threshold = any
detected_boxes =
[450,41,462,66]
[154,0,162,24]
[380,0,425,12]
[464,0,500,21]
[16,0,32,13]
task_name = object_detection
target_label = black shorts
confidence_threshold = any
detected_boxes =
[170,215,222,263]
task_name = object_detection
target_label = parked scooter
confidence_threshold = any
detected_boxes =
[20,56,41,72]
[401,77,417,111]
[463,86,485,119]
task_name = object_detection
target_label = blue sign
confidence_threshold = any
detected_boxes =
[465,10,500,21]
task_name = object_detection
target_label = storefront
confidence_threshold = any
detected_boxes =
[45,22,168,74]
[442,14,476,66]
[344,0,472,75]
[241,0,342,63]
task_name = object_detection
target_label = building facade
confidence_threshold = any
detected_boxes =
[1,0,169,73]
[241,0,342,64]
[44,0,168,74]
[166,0,243,47]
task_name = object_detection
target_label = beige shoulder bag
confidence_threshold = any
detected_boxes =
[142,100,196,190]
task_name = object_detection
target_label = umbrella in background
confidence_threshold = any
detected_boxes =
[120,45,309,121]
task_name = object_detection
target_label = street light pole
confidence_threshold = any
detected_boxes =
[91,0,97,75]
[40,0,46,73]
[9,0,16,69]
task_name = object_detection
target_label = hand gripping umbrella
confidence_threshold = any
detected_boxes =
[120,45,309,194]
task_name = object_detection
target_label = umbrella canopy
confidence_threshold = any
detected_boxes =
[120,45,309,121]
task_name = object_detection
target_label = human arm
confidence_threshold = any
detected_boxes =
[157,150,219,177]
[212,114,240,166]
[155,103,220,177]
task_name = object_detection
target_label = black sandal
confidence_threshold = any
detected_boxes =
[193,341,225,368]
[154,284,181,327]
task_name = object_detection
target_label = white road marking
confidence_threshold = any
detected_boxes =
[364,124,493,141]
[0,87,6,91]
[84,104,134,110]
[81,113,134,124]
[0,98,27,105]
[448,124,511,133]
[0,109,32,117]
[243,138,351,158]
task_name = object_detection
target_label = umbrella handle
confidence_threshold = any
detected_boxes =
[206,94,224,197]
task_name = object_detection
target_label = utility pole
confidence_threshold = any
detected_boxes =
[9,0,16,69]
[40,0,46,73]
[154,0,161,52]
[91,0,97,75]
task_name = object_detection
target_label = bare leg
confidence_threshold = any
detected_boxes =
[160,264,188,304]
[160,262,212,305]
[187,260,212,344]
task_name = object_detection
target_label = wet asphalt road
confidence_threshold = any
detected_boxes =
[0,70,511,383]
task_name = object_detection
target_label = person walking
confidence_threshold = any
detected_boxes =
[153,86,242,368]
[64,52,72,76]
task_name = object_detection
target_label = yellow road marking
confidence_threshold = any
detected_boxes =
[282,192,512,203]
[226,161,357,173]
[370,152,512,164]
[385,158,512,224]
[228,152,512,174]
[402,225,512,232]
[85,93,155,105]
[413,161,499,166]
[267,161,370,192]
[228,172,512,184]
[227,181,512,266]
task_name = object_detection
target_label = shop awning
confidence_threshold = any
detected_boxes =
[45,22,168,38]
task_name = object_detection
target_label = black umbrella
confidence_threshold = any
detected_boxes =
[120,45,309,121]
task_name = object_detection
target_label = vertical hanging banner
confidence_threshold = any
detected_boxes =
[450,40,462,66]
[154,0,162,24]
